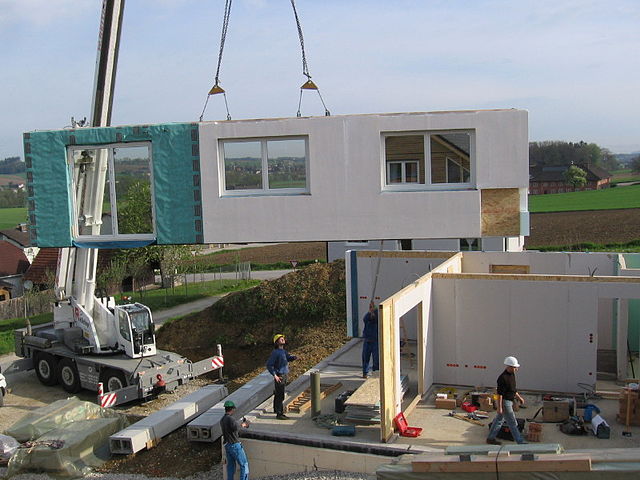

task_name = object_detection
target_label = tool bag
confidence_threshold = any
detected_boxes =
[559,416,587,436]
[489,418,526,441]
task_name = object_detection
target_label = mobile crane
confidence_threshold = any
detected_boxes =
[14,0,223,407]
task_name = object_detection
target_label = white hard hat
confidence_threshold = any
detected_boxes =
[504,356,520,367]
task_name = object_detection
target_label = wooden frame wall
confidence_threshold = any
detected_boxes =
[378,253,462,442]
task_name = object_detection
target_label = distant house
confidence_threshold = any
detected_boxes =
[0,241,30,300]
[22,247,60,291]
[0,224,39,263]
[529,164,611,195]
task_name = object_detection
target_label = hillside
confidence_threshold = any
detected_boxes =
[99,261,350,477]
[157,260,349,391]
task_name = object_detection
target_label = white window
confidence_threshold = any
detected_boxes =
[387,160,419,184]
[220,137,308,195]
[68,143,155,241]
[383,131,474,190]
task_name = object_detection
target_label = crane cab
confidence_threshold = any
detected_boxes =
[114,303,156,358]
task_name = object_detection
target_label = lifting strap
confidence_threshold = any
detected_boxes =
[370,240,385,303]
[200,0,233,121]
[290,0,330,117]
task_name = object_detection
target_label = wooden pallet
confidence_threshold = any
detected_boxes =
[287,382,343,413]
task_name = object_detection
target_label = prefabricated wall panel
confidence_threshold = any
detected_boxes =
[461,251,620,276]
[430,275,640,393]
[347,251,454,338]
[25,110,528,247]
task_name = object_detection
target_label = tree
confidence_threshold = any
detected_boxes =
[564,165,587,188]
[631,155,640,174]
[600,148,619,171]
[117,181,153,234]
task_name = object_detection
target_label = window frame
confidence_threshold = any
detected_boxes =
[382,130,475,191]
[386,160,420,185]
[67,142,156,242]
[219,136,310,196]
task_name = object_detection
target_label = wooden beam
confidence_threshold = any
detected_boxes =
[412,453,591,473]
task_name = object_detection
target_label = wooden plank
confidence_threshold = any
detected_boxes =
[286,382,343,413]
[412,453,591,473]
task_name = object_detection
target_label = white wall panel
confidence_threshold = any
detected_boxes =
[566,285,599,390]
[431,278,458,383]
[198,110,527,243]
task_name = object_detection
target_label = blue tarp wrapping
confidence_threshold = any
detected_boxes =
[24,123,202,247]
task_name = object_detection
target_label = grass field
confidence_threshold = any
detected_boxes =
[529,184,640,213]
[0,278,260,355]
[0,207,27,230]
[611,168,640,185]
[118,278,261,312]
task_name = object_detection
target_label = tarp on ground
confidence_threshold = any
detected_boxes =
[4,396,125,442]
[7,417,129,478]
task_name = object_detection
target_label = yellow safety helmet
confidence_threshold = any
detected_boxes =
[273,333,285,344]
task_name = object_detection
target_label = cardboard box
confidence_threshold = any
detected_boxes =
[435,398,457,410]
[479,396,493,411]
[543,400,571,422]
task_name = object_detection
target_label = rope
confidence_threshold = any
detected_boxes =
[290,0,330,117]
[290,0,310,80]
[215,0,233,87]
[370,240,385,303]
[200,0,233,121]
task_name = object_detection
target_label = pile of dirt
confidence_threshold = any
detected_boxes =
[100,260,349,477]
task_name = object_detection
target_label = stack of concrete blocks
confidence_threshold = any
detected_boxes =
[110,385,228,454]
[187,372,275,442]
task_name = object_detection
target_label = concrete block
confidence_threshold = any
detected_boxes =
[188,372,275,442]
[110,384,227,454]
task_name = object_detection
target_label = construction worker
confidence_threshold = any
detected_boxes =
[219,400,249,480]
[361,301,379,378]
[266,334,297,420]
[486,356,527,445]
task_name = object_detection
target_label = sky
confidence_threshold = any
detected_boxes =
[1,0,639,160]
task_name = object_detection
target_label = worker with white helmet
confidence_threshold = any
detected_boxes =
[486,356,527,445]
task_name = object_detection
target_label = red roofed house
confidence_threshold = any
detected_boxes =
[0,241,30,301]
[529,163,612,195]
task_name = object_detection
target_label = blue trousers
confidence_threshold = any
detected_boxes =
[487,399,525,444]
[225,442,249,480]
[362,340,379,376]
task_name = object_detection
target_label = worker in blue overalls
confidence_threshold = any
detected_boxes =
[362,301,379,379]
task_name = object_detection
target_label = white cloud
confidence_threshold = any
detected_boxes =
[0,0,95,28]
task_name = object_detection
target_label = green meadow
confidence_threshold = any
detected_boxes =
[529,185,640,213]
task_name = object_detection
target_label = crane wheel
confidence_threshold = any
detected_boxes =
[34,353,59,386]
[100,369,127,392]
[58,358,82,393]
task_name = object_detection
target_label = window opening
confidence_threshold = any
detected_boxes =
[221,137,308,194]
[69,143,154,240]
[384,131,473,189]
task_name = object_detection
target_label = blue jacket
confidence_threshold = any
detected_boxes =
[362,310,378,342]
[266,348,296,376]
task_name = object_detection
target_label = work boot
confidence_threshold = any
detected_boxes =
[486,438,501,445]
